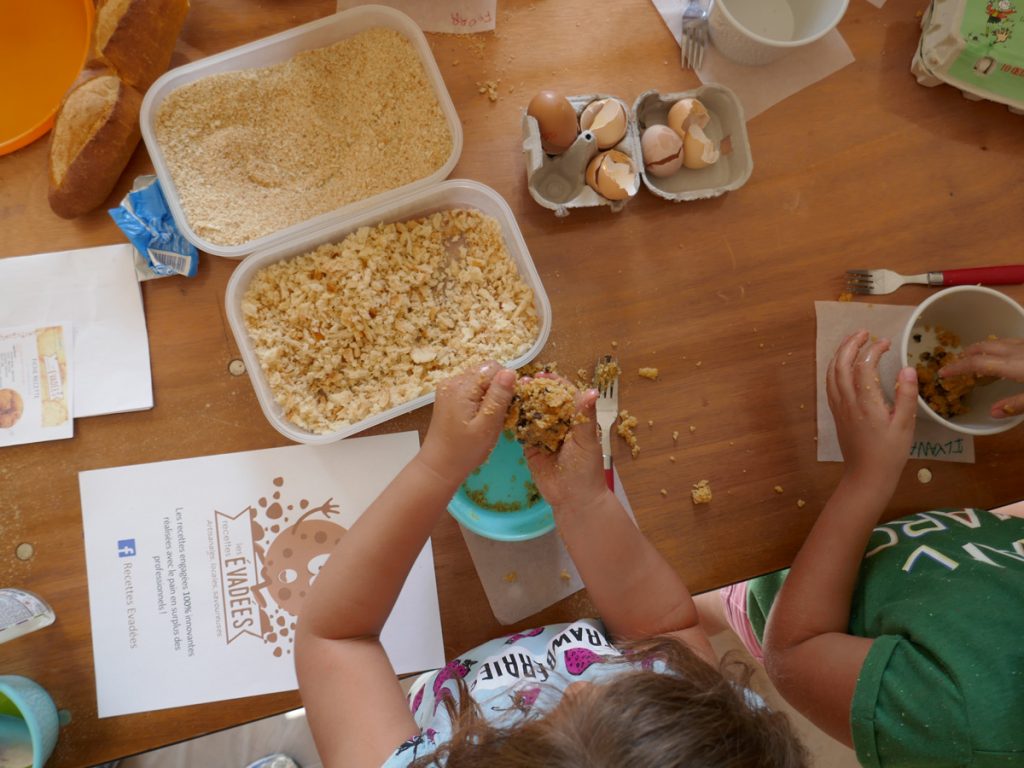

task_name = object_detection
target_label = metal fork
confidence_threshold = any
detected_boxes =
[845,265,1024,295]
[682,0,709,70]
[594,355,619,492]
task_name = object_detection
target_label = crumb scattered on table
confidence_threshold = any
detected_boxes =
[559,569,571,582]
[617,409,640,458]
[638,367,659,380]
[797,499,806,508]
[691,479,712,505]
[660,488,668,497]
[477,79,500,101]
[672,430,679,442]
[773,485,784,494]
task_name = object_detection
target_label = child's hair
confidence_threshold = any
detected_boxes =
[409,634,809,768]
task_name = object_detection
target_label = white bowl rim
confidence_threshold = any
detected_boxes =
[899,285,1024,436]
[713,0,850,49]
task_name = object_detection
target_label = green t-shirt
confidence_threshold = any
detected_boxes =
[746,508,1024,767]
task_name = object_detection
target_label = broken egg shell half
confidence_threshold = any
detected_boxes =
[682,124,720,170]
[578,98,628,150]
[527,90,579,155]
[585,149,639,201]
[667,98,711,140]
[640,125,684,178]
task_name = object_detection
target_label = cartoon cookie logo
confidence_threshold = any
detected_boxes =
[261,517,345,616]
[0,389,24,429]
[218,476,348,658]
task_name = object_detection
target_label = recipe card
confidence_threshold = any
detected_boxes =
[80,431,444,717]
[0,243,152,418]
[0,323,73,447]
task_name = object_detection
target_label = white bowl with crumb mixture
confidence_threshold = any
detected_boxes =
[225,180,552,445]
[141,6,462,258]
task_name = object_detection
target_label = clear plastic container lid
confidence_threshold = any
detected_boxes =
[140,5,464,259]
[225,180,552,445]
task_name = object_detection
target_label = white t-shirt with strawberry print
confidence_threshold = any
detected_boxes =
[380,619,654,766]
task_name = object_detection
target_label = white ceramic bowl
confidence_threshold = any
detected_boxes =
[709,0,850,66]
[900,286,1024,436]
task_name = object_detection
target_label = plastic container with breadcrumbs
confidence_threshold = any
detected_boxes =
[225,180,552,445]
[140,6,463,259]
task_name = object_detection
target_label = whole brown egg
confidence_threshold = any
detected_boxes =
[527,90,579,155]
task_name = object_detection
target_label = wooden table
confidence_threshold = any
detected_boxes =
[2,0,1023,764]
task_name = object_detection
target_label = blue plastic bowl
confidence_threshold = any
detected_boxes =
[448,432,553,542]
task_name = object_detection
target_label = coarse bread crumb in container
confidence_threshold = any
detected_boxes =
[241,209,540,434]
[154,27,453,247]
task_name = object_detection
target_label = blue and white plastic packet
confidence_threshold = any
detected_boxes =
[109,176,199,280]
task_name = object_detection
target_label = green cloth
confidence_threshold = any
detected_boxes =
[745,508,1024,767]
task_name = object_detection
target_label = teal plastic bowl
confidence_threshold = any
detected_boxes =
[448,432,553,542]
[0,675,59,768]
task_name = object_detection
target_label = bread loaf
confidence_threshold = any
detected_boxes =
[46,0,188,217]
[48,69,143,219]
[94,0,191,91]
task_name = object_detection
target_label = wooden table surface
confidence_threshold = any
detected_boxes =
[2,0,1023,764]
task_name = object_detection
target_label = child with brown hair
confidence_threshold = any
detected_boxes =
[295,362,809,768]
[696,331,1024,767]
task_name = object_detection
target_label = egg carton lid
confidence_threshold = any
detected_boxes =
[522,94,642,217]
[911,0,1023,115]
[633,85,753,202]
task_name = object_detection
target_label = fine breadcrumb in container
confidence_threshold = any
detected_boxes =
[154,28,453,246]
[241,209,539,434]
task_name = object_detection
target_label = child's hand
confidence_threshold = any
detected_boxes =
[420,361,516,486]
[939,337,1024,417]
[524,375,609,513]
[827,330,918,485]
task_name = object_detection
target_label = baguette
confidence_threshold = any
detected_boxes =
[48,68,143,219]
[94,0,191,91]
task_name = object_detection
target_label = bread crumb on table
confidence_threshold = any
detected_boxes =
[617,409,640,458]
[797,499,806,508]
[773,485,784,494]
[672,430,679,442]
[242,209,539,434]
[660,488,668,497]
[638,367,659,380]
[155,28,452,246]
[559,569,572,582]
[691,479,712,505]
[477,79,500,101]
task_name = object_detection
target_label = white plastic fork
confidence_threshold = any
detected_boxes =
[681,0,709,71]
[845,265,1024,295]
[594,355,618,492]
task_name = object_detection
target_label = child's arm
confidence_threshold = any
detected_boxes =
[295,363,516,768]
[526,381,714,663]
[762,330,918,747]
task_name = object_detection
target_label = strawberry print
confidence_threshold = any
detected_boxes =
[504,627,544,645]
[564,647,603,675]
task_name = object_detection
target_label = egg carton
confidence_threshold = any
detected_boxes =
[522,94,642,217]
[633,85,753,202]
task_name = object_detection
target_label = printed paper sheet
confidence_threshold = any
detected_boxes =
[80,432,444,717]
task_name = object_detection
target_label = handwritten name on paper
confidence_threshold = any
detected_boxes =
[451,10,493,27]
[909,438,966,459]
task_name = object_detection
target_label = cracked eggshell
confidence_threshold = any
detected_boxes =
[579,98,628,150]
[682,124,720,169]
[641,125,684,178]
[527,90,579,155]
[585,149,639,201]
[666,98,710,139]
[632,86,752,202]
[523,92,641,215]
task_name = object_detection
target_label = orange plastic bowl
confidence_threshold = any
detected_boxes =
[0,0,94,156]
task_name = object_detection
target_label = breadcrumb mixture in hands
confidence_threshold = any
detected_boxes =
[504,375,581,453]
